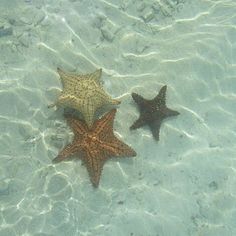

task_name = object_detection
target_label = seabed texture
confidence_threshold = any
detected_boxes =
[0,0,236,235]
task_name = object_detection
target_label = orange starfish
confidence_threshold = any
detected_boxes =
[53,109,136,187]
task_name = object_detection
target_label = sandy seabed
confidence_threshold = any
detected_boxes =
[0,0,236,235]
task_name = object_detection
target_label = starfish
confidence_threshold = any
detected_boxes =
[130,85,179,141]
[53,109,136,187]
[50,68,120,128]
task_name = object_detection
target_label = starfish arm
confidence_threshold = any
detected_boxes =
[81,149,107,187]
[131,93,146,106]
[57,68,78,87]
[149,120,161,141]
[79,101,96,128]
[102,138,137,157]
[163,107,180,117]
[153,85,167,106]
[65,116,88,137]
[94,88,120,106]
[90,68,102,83]
[48,92,64,108]
[57,68,68,84]
[108,97,121,105]
[56,94,78,108]
[89,69,119,103]
[93,109,116,136]
[52,142,81,163]
[130,117,146,130]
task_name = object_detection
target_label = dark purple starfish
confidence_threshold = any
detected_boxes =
[130,85,179,141]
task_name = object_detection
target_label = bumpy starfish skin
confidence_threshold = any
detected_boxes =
[52,68,120,128]
[53,109,136,187]
[130,85,179,141]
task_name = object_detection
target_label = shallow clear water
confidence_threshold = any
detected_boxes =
[0,0,236,235]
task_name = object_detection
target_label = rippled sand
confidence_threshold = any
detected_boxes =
[0,0,236,235]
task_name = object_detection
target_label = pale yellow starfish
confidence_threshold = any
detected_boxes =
[50,68,120,128]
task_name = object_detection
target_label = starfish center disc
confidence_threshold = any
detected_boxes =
[83,133,99,150]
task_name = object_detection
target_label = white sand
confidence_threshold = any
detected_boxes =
[0,0,236,235]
